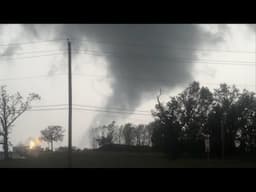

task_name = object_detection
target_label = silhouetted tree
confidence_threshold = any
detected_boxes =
[40,126,64,151]
[235,90,256,152]
[152,89,181,159]
[151,120,165,150]
[0,85,40,160]
[123,123,135,145]
[146,123,154,146]
[95,121,116,147]
[93,121,153,147]
[152,82,211,155]
[134,124,144,145]
[151,81,256,158]
[87,82,256,158]
[213,84,240,155]
[117,125,123,144]
[138,124,153,146]
[177,82,205,145]
[206,103,223,157]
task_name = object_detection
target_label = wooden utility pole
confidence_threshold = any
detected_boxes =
[68,39,72,168]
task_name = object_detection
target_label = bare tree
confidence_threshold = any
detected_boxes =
[40,126,65,151]
[0,85,40,160]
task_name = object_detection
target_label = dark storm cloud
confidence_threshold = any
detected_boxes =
[22,24,225,113]
[60,25,223,108]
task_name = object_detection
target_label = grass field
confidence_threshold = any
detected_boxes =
[0,151,256,168]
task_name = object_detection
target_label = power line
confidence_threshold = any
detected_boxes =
[30,104,151,114]
[28,108,67,111]
[0,39,66,47]
[72,49,255,64]
[0,74,66,81]
[32,103,150,113]
[0,48,254,66]
[72,104,150,113]
[0,71,254,89]
[0,38,254,55]
[71,50,255,66]
[27,107,149,121]
[29,104,151,115]
[0,49,67,57]
[73,109,151,120]
[70,107,151,116]
[71,38,256,54]
[31,104,67,108]
[0,53,65,62]
[0,48,254,67]
[27,107,152,116]
[0,38,253,54]
[73,73,256,87]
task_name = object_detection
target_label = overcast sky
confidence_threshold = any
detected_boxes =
[0,24,255,149]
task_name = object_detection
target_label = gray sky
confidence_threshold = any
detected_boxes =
[0,24,255,149]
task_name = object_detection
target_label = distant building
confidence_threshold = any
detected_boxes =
[0,145,28,160]
[0,151,15,160]
[56,146,79,152]
[56,146,68,152]
[14,145,44,157]
[28,146,44,157]
[1,145,44,160]
[12,145,30,158]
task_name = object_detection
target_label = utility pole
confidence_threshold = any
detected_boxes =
[68,39,72,168]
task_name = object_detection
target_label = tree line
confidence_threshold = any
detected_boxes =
[1,81,256,160]
[92,121,153,148]
[93,81,256,159]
